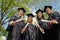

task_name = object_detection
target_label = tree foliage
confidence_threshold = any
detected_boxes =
[0,0,39,36]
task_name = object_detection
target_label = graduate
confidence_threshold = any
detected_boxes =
[21,13,37,40]
[6,8,26,40]
[44,6,60,40]
[35,9,49,40]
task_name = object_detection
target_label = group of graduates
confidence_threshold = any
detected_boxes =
[6,6,60,40]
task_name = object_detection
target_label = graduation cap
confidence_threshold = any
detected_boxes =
[36,9,43,14]
[44,6,52,12]
[18,8,26,13]
[27,13,35,17]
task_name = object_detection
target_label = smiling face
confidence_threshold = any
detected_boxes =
[18,10,24,17]
[27,16,33,23]
[45,8,52,15]
[37,12,43,19]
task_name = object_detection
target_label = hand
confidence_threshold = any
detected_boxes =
[37,24,45,34]
[21,28,26,34]
[40,28,45,34]
[50,19,58,24]
[48,21,52,25]
[9,21,15,25]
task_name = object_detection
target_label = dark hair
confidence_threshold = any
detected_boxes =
[37,13,44,21]
[44,6,52,12]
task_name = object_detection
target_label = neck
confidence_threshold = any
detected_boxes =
[18,15,23,17]
[29,22,32,24]
[27,20,32,24]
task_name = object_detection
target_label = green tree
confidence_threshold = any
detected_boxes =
[0,0,40,36]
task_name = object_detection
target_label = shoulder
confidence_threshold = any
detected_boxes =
[53,11,60,16]
[53,11,59,13]
[9,15,17,21]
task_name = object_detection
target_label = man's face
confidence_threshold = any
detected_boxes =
[37,12,43,19]
[27,16,33,23]
[18,10,24,16]
[45,8,52,15]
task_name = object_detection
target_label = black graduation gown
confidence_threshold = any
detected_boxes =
[44,12,56,40]
[6,16,18,40]
[46,12,60,40]
[6,24,14,40]
[37,19,49,40]
[12,20,25,40]
[51,12,60,40]
[6,16,24,40]
[42,15,54,40]
[24,24,37,40]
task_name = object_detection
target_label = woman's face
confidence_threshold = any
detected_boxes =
[37,12,43,19]
[27,16,33,23]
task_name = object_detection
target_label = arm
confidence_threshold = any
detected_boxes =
[21,23,29,34]
[34,19,45,34]
[6,16,15,31]
[50,12,60,24]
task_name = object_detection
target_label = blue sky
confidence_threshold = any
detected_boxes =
[29,0,60,13]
